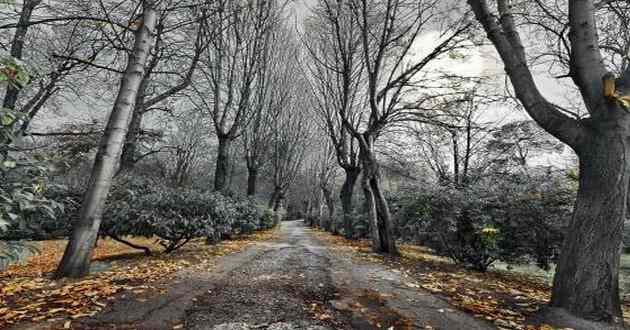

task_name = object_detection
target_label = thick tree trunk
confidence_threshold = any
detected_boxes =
[370,175,397,254]
[247,167,258,196]
[360,135,398,254]
[340,167,360,239]
[362,169,380,251]
[214,136,231,192]
[54,4,157,279]
[550,124,629,323]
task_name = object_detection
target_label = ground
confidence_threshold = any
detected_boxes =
[3,221,629,330]
[74,220,492,330]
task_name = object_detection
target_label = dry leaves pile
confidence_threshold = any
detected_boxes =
[0,230,277,328]
[312,229,630,330]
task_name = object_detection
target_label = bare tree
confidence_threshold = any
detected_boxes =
[199,0,280,192]
[241,24,291,196]
[120,5,208,170]
[55,0,158,278]
[468,0,630,323]
[304,0,365,239]
[318,0,471,253]
[267,50,313,211]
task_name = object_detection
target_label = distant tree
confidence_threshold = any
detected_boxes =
[485,120,565,175]
[199,0,280,192]
[321,0,471,254]
[304,0,364,239]
[242,24,292,196]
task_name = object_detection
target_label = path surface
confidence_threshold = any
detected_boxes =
[79,221,493,329]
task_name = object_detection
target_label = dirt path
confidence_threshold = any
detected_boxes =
[78,220,493,330]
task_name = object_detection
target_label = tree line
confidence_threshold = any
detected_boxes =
[1,0,629,326]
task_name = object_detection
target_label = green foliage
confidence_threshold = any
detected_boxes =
[261,208,276,229]
[392,174,573,271]
[98,176,269,252]
[0,56,63,261]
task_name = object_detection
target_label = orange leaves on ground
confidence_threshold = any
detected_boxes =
[310,229,571,330]
[0,229,277,328]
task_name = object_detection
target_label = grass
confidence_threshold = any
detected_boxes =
[492,254,630,300]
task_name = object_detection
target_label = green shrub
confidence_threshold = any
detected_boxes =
[260,208,275,229]
[393,174,573,271]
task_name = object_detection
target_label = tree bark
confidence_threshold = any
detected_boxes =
[550,119,629,323]
[54,2,157,278]
[120,80,147,170]
[247,167,258,196]
[322,186,336,234]
[359,135,398,254]
[467,0,624,322]
[3,0,41,111]
[214,135,231,192]
[340,167,360,238]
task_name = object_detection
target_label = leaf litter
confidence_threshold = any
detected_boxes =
[0,229,277,328]
[310,228,629,330]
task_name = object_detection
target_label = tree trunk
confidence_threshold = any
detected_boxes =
[322,186,336,234]
[370,175,397,254]
[54,3,158,279]
[247,167,258,196]
[274,191,284,212]
[120,87,146,170]
[550,124,629,323]
[360,135,398,254]
[451,131,460,186]
[340,167,360,239]
[362,167,380,251]
[268,187,279,209]
[3,0,41,111]
[214,135,231,192]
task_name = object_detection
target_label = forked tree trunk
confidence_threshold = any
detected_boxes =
[362,168,380,251]
[359,136,397,254]
[340,167,360,239]
[120,82,147,169]
[214,135,231,192]
[247,167,258,196]
[55,3,158,279]
[550,120,629,322]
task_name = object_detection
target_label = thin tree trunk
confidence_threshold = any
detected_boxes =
[322,186,335,234]
[451,131,460,186]
[214,135,231,191]
[120,84,146,169]
[268,187,279,209]
[54,3,158,278]
[550,128,628,322]
[247,167,258,196]
[3,0,41,111]
[340,167,360,239]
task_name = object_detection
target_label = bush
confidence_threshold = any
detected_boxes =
[260,208,275,229]
[393,174,573,271]
[5,173,272,253]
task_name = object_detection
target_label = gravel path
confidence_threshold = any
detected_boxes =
[78,220,494,330]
